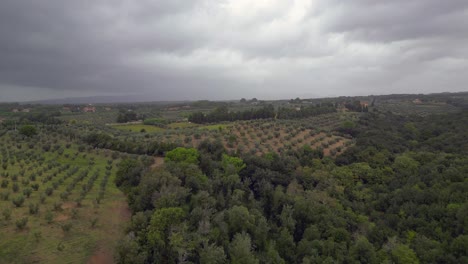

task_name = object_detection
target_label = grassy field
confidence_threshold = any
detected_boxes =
[0,132,129,264]
[166,122,198,129]
[110,124,165,133]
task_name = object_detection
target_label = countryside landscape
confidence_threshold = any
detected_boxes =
[0,92,467,263]
[1,1,468,263]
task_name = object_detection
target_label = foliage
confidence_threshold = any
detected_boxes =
[117,110,140,123]
[115,109,468,263]
[189,105,275,124]
[19,125,37,137]
[165,147,199,165]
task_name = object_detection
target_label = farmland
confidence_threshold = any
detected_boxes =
[0,92,467,263]
[0,131,129,263]
[100,112,357,157]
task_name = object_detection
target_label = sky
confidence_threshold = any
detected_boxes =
[0,0,467,102]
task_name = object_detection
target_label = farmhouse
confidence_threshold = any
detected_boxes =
[83,106,96,113]
[360,101,369,107]
[413,98,422,104]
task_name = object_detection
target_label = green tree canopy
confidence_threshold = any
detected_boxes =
[19,125,37,137]
[222,154,246,174]
[165,147,200,165]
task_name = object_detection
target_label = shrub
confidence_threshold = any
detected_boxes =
[39,193,46,204]
[61,222,72,233]
[57,242,65,251]
[12,183,19,193]
[29,203,39,215]
[45,210,54,224]
[45,187,53,196]
[1,179,8,188]
[31,183,39,191]
[1,191,10,201]
[2,208,11,220]
[12,195,25,207]
[15,217,28,230]
[71,208,78,219]
[23,188,32,198]
[60,191,69,201]
[33,231,42,242]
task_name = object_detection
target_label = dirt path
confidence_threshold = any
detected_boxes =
[88,158,162,264]
[87,198,131,264]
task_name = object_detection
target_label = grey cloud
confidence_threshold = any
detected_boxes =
[319,0,468,42]
[0,0,467,101]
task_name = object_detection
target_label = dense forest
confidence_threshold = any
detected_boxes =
[114,110,468,264]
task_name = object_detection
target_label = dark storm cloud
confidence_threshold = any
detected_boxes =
[0,0,467,101]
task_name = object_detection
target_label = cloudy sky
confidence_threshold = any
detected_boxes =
[1,0,467,102]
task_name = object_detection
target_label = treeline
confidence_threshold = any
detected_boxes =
[83,132,178,155]
[0,112,62,130]
[188,104,337,124]
[343,100,369,112]
[117,110,144,123]
[188,105,275,124]
[22,111,62,125]
[336,109,468,165]
[276,103,336,119]
[113,110,468,264]
[143,118,169,127]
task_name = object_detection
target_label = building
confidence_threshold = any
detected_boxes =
[360,101,369,107]
[83,106,96,113]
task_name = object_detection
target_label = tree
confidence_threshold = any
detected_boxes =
[228,206,255,235]
[222,154,246,174]
[349,237,377,264]
[115,159,143,189]
[165,147,200,165]
[393,155,419,176]
[19,125,37,137]
[229,232,259,264]
[199,243,226,264]
[147,207,186,263]
[391,244,419,264]
[276,228,296,263]
[450,235,468,259]
[116,236,147,264]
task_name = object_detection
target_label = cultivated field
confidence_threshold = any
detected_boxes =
[0,132,129,263]
[107,112,357,157]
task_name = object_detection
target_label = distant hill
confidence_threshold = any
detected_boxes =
[25,95,187,105]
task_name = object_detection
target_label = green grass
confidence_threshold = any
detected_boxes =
[110,124,164,133]
[198,124,231,130]
[167,122,198,129]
